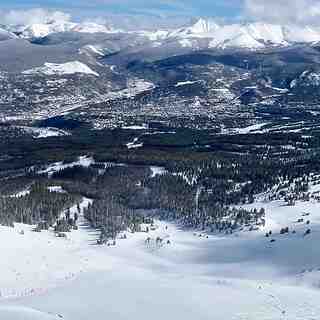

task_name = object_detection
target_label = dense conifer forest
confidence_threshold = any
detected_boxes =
[1,124,320,240]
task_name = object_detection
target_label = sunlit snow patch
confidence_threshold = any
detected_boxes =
[38,156,94,177]
[23,61,99,77]
[126,137,143,149]
[47,186,66,193]
[122,124,148,130]
[10,189,31,198]
[150,166,166,178]
[221,123,269,135]
[21,127,70,139]
[175,80,200,87]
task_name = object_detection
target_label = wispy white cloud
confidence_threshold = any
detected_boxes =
[3,0,320,29]
[1,8,70,25]
[244,0,320,25]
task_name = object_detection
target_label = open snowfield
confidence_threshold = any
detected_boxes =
[1,196,320,319]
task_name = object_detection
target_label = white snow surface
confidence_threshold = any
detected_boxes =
[1,193,320,318]
[283,25,320,43]
[122,124,148,130]
[83,45,105,56]
[162,19,320,49]
[23,61,99,77]
[138,30,169,41]
[150,166,166,177]
[16,21,119,38]
[105,79,155,100]
[47,186,66,193]
[38,156,94,177]
[0,27,18,40]
[6,18,320,49]
[9,189,31,198]
[0,197,94,300]
[221,123,269,135]
[236,123,269,134]
[0,306,62,319]
[189,18,219,34]
[209,24,265,49]
[291,70,320,88]
[18,21,77,38]
[21,126,70,139]
[126,137,143,149]
[179,38,195,48]
[71,22,116,34]
[175,80,200,87]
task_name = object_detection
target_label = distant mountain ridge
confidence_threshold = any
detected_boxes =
[2,17,320,50]
[164,19,320,49]
[4,21,120,39]
[0,27,18,41]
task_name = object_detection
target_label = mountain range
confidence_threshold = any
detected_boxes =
[1,16,320,131]
[2,18,320,49]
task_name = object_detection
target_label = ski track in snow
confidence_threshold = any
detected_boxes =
[1,197,320,319]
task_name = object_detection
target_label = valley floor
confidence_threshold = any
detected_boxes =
[1,198,320,319]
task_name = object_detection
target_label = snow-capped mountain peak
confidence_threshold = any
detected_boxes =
[168,18,220,39]
[283,25,320,43]
[171,20,320,49]
[17,21,77,38]
[71,22,118,34]
[12,21,119,39]
[189,18,219,34]
[244,22,287,45]
[3,17,320,50]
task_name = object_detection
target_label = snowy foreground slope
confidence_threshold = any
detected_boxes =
[1,196,320,319]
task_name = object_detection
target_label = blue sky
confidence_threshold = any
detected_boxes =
[1,0,319,27]
[0,0,242,18]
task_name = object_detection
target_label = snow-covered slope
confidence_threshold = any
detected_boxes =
[137,30,170,41]
[80,45,105,56]
[4,16,320,50]
[135,18,218,41]
[0,306,61,320]
[159,19,320,49]
[17,22,77,38]
[283,25,320,43]
[14,21,119,39]
[22,61,99,77]
[5,17,320,50]
[1,187,320,318]
[208,24,266,49]
[20,126,70,139]
[246,23,287,45]
[188,18,219,34]
[207,22,320,49]
[0,27,18,41]
[71,22,116,34]
[291,70,320,88]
